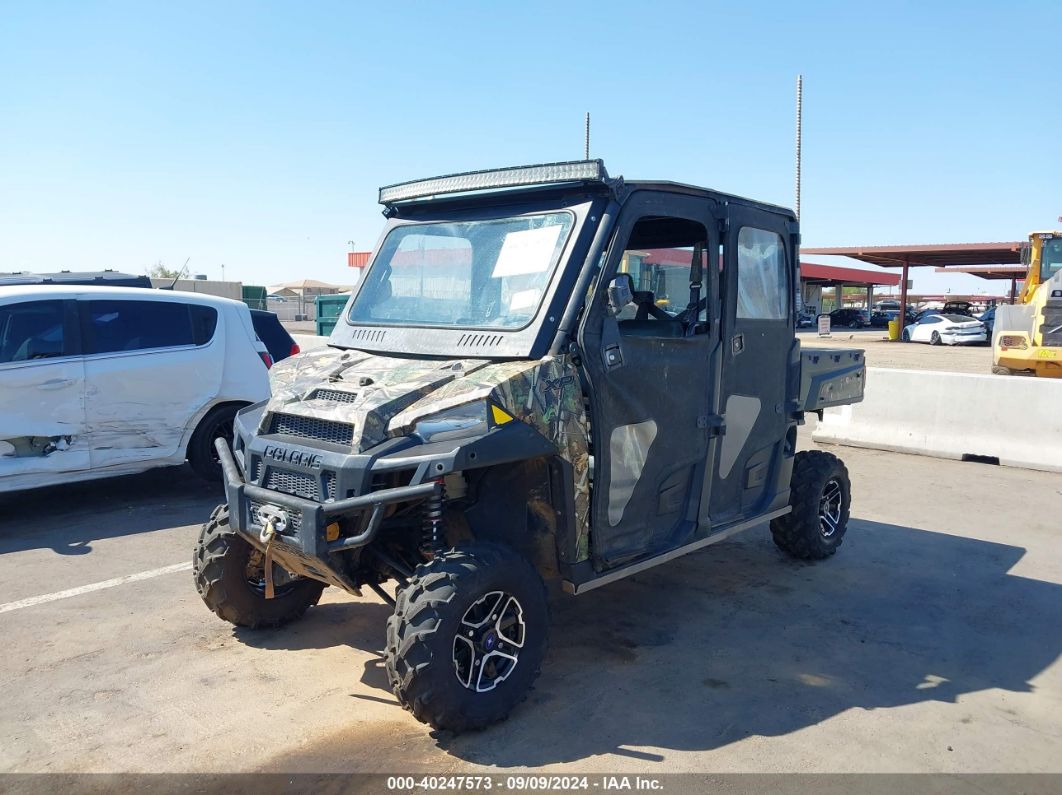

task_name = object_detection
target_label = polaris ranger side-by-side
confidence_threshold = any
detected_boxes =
[194,161,865,731]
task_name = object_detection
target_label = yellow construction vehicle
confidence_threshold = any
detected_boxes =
[992,231,1062,377]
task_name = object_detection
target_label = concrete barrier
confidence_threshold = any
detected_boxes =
[812,367,1062,473]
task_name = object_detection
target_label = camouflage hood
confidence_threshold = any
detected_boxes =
[262,347,495,452]
[264,345,591,559]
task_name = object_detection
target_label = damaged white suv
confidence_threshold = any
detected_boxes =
[0,285,271,493]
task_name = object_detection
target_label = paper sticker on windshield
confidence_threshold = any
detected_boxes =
[509,288,541,311]
[491,225,563,278]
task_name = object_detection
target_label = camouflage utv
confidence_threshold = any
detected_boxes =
[194,161,865,731]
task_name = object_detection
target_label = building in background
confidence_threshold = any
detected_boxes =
[268,279,347,321]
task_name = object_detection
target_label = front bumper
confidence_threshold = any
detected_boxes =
[996,346,1062,376]
[216,438,440,590]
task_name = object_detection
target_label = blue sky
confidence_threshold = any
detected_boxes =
[2,1,1059,295]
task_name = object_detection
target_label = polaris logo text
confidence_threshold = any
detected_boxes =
[263,445,323,469]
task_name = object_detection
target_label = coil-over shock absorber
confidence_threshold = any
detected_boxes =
[420,478,446,557]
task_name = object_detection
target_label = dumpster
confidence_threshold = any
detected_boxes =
[888,319,901,341]
[315,294,348,337]
[242,285,267,311]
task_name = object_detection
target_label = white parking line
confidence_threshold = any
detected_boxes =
[0,561,192,615]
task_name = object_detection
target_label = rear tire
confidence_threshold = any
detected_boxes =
[385,542,548,733]
[930,331,942,346]
[188,404,243,482]
[193,504,325,628]
[771,451,851,560]
[991,365,1012,376]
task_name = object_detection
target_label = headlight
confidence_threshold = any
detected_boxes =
[413,401,515,444]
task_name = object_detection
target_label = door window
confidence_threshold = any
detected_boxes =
[0,300,67,363]
[736,227,788,320]
[190,305,219,344]
[615,217,710,337]
[81,300,215,354]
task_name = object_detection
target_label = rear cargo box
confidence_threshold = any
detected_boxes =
[800,348,865,411]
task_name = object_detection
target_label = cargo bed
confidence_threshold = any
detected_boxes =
[800,348,866,411]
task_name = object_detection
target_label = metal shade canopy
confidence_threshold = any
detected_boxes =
[933,265,1026,280]
[801,242,1023,269]
[800,262,900,287]
[801,242,1027,319]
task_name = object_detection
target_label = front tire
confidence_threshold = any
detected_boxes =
[771,451,851,560]
[188,404,243,482]
[193,504,325,628]
[385,543,549,733]
[901,329,911,342]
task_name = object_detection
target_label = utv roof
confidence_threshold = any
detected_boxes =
[378,159,795,219]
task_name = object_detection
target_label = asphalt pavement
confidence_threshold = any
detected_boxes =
[1,436,1059,775]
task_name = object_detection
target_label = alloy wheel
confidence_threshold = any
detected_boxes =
[819,479,844,538]
[453,591,526,693]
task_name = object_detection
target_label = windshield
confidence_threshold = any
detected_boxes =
[1041,237,1062,282]
[348,212,574,329]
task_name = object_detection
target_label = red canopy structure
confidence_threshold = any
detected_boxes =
[802,242,1025,314]
[800,262,899,287]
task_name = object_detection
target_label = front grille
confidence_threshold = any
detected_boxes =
[270,413,354,446]
[264,469,318,500]
[249,501,302,533]
[312,388,358,404]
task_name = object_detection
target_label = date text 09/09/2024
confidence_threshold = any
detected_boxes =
[386,776,664,791]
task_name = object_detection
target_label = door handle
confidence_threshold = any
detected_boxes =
[39,378,75,390]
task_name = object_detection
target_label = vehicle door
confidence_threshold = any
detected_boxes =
[708,205,796,525]
[913,315,941,342]
[80,297,223,470]
[0,298,89,485]
[577,191,722,567]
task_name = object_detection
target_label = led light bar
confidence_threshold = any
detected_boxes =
[378,160,609,204]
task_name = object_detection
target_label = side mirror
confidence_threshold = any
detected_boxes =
[607,274,634,316]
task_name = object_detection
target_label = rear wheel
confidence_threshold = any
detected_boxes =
[991,365,1012,376]
[193,505,325,628]
[930,331,942,346]
[385,542,548,733]
[848,320,861,329]
[188,404,243,482]
[771,451,851,560]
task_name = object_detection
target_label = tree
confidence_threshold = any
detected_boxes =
[147,262,182,280]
